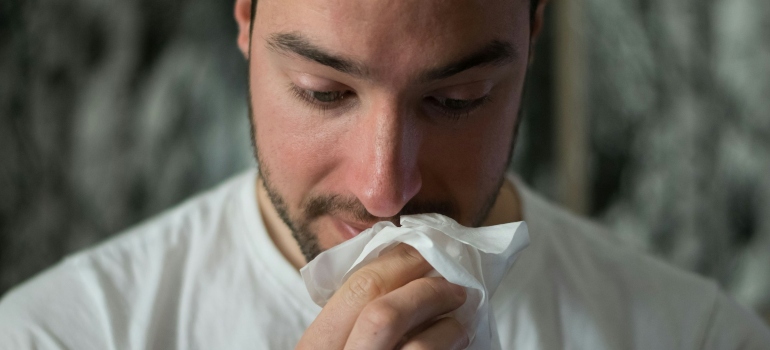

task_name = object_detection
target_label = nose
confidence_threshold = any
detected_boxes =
[346,100,422,218]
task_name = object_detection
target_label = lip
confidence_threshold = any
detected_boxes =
[332,217,373,241]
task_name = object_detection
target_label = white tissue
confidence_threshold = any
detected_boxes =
[300,213,529,350]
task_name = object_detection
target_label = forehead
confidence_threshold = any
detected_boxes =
[254,0,528,81]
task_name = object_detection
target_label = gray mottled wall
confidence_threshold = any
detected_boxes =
[584,0,770,316]
[515,0,770,320]
[0,0,253,289]
[2,0,769,321]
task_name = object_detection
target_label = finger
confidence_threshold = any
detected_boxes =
[400,317,469,350]
[343,277,466,350]
[297,244,432,349]
[339,244,433,309]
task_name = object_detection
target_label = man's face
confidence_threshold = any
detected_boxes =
[246,0,532,261]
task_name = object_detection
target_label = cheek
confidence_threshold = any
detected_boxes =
[249,61,343,208]
[420,90,520,222]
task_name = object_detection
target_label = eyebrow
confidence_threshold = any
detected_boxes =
[267,32,369,78]
[421,40,517,81]
[266,32,517,82]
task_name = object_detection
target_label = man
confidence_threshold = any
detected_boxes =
[1,0,769,348]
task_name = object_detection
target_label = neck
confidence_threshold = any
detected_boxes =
[482,176,524,226]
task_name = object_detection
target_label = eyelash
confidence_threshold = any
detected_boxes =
[426,95,491,121]
[288,83,491,121]
[288,84,352,112]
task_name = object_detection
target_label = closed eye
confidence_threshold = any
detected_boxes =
[425,95,491,121]
[289,84,354,111]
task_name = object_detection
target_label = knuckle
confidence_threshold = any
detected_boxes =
[419,277,445,298]
[359,301,401,331]
[421,277,465,304]
[343,269,386,306]
[395,244,425,265]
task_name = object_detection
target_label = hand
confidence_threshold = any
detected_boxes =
[296,244,469,350]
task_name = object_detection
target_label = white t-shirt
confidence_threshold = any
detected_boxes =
[1,170,768,349]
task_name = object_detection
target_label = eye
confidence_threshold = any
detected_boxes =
[439,97,476,110]
[426,95,491,120]
[289,84,353,111]
[307,90,347,103]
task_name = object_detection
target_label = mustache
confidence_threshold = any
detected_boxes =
[303,194,457,224]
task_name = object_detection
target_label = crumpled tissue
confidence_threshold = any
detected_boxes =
[300,213,529,350]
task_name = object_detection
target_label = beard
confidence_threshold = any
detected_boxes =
[252,144,509,264]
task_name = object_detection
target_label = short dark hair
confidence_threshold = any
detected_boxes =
[250,0,540,32]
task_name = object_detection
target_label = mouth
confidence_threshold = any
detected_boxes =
[331,216,375,240]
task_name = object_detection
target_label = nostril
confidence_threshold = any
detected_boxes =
[357,169,422,219]
[359,188,404,218]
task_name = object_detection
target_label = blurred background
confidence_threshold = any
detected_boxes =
[1,0,769,323]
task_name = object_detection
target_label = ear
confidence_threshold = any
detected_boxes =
[528,0,548,65]
[234,0,253,59]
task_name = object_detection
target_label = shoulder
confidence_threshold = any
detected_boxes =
[701,288,770,349]
[76,170,256,268]
[493,175,770,349]
[55,170,256,297]
[0,258,107,349]
[0,170,258,349]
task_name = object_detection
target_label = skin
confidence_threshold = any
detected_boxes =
[234,0,547,348]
